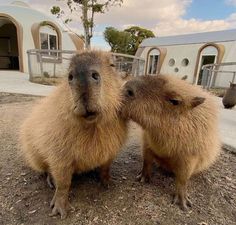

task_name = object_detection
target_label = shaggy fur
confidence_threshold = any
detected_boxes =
[19,51,128,219]
[121,74,221,210]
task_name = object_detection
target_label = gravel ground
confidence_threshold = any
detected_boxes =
[0,93,235,225]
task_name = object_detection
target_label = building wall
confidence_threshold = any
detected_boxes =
[214,42,236,87]
[1,4,80,73]
[139,41,236,87]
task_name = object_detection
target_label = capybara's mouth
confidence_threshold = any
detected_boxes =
[82,111,98,121]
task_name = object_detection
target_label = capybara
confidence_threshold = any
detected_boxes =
[222,82,236,109]
[20,51,128,219]
[121,75,220,210]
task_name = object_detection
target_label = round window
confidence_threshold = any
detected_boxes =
[174,67,179,73]
[181,58,189,67]
[168,58,175,67]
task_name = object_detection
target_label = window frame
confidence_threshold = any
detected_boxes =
[39,31,59,58]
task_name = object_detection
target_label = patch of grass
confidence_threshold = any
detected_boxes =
[30,77,64,86]
[209,88,226,98]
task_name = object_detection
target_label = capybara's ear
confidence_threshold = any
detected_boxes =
[191,97,205,108]
[165,91,183,106]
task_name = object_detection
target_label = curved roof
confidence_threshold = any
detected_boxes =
[141,29,236,47]
[0,1,64,31]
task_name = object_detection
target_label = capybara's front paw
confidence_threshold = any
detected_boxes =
[172,193,192,211]
[136,171,151,183]
[49,195,74,219]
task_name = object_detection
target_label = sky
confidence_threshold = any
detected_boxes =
[1,0,236,49]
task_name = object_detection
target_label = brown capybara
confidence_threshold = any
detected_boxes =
[20,51,128,219]
[222,82,236,109]
[121,75,220,210]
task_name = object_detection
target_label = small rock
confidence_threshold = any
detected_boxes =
[10,207,14,211]
[122,208,126,212]
[198,222,208,225]
[6,173,12,176]
[16,199,22,204]
[118,196,124,200]
[122,176,127,180]
[28,209,37,214]
[21,172,27,176]
[93,216,99,222]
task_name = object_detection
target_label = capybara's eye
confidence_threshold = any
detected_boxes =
[126,89,134,98]
[91,72,100,81]
[68,73,73,81]
[169,99,180,105]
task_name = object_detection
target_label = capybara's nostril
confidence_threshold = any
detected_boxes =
[91,72,100,81]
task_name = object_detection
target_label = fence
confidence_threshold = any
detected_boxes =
[27,49,145,81]
[202,62,236,89]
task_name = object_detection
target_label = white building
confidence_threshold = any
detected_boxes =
[136,29,236,87]
[0,1,84,73]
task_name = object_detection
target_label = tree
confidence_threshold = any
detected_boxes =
[124,26,155,55]
[104,26,155,55]
[51,0,123,49]
[104,27,132,54]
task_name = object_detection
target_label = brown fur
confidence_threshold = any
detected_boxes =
[121,74,221,210]
[19,51,128,219]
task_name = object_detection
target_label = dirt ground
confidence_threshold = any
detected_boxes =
[0,92,235,225]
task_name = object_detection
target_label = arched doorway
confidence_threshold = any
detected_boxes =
[0,17,20,70]
[146,48,160,75]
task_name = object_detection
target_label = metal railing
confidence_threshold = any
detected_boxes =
[202,62,236,89]
[27,49,145,81]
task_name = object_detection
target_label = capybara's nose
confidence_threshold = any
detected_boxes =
[90,71,100,83]
[78,70,100,86]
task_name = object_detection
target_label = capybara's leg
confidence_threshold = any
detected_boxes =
[172,161,195,210]
[49,166,74,219]
[137,148,154,183]
[173,174,192,211]
[99,160,112,188]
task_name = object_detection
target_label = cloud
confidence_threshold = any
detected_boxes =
[225,0,236,6]
[2,0,236,48]
[154,18,233,36]
[95,0,192,27]
[93,0,235,37]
